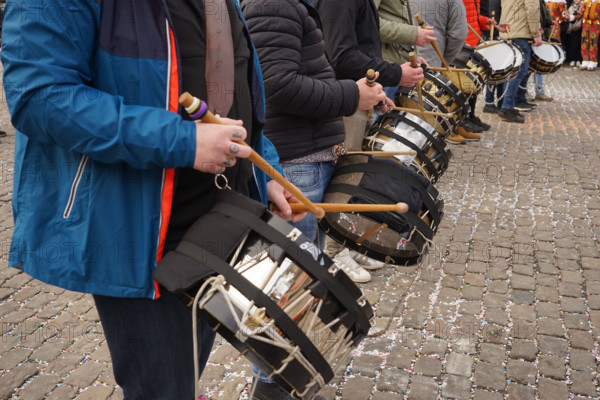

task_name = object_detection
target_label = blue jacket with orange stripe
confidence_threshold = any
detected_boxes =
[1,0,281,299]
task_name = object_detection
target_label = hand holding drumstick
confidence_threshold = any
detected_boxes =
[180,92,323,219]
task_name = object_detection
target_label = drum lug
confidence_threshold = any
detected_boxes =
[328,264,340,275]
[357,296,367,307]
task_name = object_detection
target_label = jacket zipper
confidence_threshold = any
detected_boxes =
[63,155,89,219]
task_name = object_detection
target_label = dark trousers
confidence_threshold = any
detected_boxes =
[94,291,216,400]
[565,30,583,62]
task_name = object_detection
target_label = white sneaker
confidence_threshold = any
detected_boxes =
[349,249,386,270]
[569,61,575,67]
[333,248,372,283]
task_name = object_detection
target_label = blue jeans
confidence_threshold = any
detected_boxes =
[485,82,505,106]
[535,73,544,94]
[254,161,335,384]
[502,38,532,109]
[384,85,400,100]
[94,291,216,399]
[281,161,335,246]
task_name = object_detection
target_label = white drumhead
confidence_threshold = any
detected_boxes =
[476,41,515,72]
[533,44,560,63]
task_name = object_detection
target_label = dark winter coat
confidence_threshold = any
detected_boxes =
[314,0,404,87]
[242,0,357,161]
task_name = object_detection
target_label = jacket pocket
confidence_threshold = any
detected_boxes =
[63,155,89,219]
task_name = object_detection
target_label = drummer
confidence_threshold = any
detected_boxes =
[241,0,390,288]
[242,0,390,397]
[498,0,543,123]
[461,0,510,131]
[0,0,303,398]
[410,0,473,143]
[375,0,437,100]
[315,0,424,277]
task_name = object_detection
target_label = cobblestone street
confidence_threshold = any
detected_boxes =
[1,67,599,399]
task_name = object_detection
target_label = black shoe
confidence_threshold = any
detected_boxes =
[514,102,535,112]
[469,116,491,131]
[460,118,485,133]
[252,380,293,400]
[482,104,499,114]
[498,108,525,123]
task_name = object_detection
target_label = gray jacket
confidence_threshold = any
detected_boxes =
[411,0,468,67]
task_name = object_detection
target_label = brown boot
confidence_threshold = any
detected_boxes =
[446,133,467,144]
[456,126,481,141]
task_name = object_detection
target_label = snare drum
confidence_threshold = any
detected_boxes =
[398,69,468,137]
[155,190,373,400]
[475,40,518,83]
[319,154,444,265]
[363,110,452,183]
[445,46,491,95]
[529,43,563,74]
[452,45,492,84]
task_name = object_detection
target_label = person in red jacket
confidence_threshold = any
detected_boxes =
[461,0,509,132]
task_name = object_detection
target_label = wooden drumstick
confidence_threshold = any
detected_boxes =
[475,41,504,50]
[467,23,485,43]
[388,105,453,118]
[366,69,388,118]
[429,66,473,73]
[408,52,427,120]
[548,21,558,42]
[490,11,496,40]
[414,14,451,71]
[345,150,417,156]
[179,92,326,219]
[366,69,376,119]
[286,202,410,214]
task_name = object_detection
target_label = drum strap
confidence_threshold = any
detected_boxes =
[212,202,373,333]
[371,126,439,180]
[333,162,442,228]
[176,238,335,382]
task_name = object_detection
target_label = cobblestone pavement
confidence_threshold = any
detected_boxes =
[1,67,599,400]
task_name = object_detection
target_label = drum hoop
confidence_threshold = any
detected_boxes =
[211,202,373,334]
[319,220,420,265]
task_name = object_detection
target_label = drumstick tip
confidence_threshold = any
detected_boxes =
[314,207,326,219]
[396,202,409,213]
[179,92,194,108]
